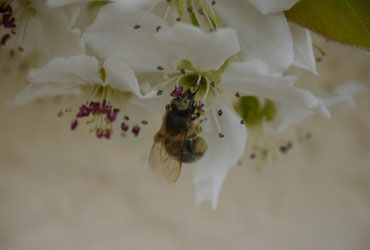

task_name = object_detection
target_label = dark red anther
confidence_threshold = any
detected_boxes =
[99,100,112,114]
[71,119,78,130]
[1,34,10,45]
[121,122,129,132]
[0,3,12,14]
[3,13,16,28]
[96,129,103,138]
[170,86,184,97]
[132,125,140,137]
[104,130,111,139]
[107,108,119,122]
[82,104,92,113]
[89,101,100,112]
[76,104,92,118]
[197,102,205,111]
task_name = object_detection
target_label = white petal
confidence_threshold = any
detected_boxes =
[46,0,90,7]
[215,1,294,73]
[324,82,367,107]
[270,83,366,131]
[246,0,300,14]
[7,83,81,106]
[83,2,178,74]
[290,24,317,74]
[155,23,240,72]
[222,61,318,108]
[193,97,247,209]
[28,3,85,65]
[104,56,157,98]
[3,3,84,66]
[28,55,103,86]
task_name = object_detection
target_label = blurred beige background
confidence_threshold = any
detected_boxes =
[0,36,369,250]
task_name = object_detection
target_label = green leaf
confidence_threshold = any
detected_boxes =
[88,1,112,10]
[285,0,370,51]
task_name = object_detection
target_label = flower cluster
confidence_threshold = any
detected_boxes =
[5,0,363,208]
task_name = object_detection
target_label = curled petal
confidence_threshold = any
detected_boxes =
[28,55,103,86]
[290,23,317,74]
[104,56,157,98]
[222,61,318,108]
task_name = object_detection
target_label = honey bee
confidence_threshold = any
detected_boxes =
[149,88,208,183]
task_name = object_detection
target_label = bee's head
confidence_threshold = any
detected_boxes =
[170,89,196,116]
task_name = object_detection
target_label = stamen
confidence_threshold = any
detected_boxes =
[212,107,224,138]
[134,0,161,29]
[71,119,78,130]
[202,79,210,102]
[132,125,140,137]
[1,34,9,45]
[121,122,129,132]
[170,86,184,97]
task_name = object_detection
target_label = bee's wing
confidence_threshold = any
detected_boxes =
[149,133,167,170]
[149,132,185,183]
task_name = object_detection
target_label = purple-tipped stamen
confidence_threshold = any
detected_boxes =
[71,119,78,130]
[170,86,184,97]
[121,122,129,132]
[107,108,119,122]
[132,125,140,137]
[1,34,10,45]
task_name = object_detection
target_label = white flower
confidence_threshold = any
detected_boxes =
[9,54,156,140]
[82,2,319,208]
[0,0,84,66]
[270,82,367,132]
[290,23,317,74]
[245,0,300,14]
[129,0,298,73]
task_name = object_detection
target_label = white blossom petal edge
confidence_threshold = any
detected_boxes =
[194,96,247,209]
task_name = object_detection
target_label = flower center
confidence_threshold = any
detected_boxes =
[235,96,295,170]
[175,0,220,30]
[134,0,220,32]
[61,84,141,140]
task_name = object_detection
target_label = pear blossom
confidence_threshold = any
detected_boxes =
[130,0,298,73]
[82,2,319,208]
[0,0,84,66]
[233,82,365,170]
[9,55,157,139]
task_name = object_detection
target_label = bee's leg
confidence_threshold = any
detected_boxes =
[190,112,200,121]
